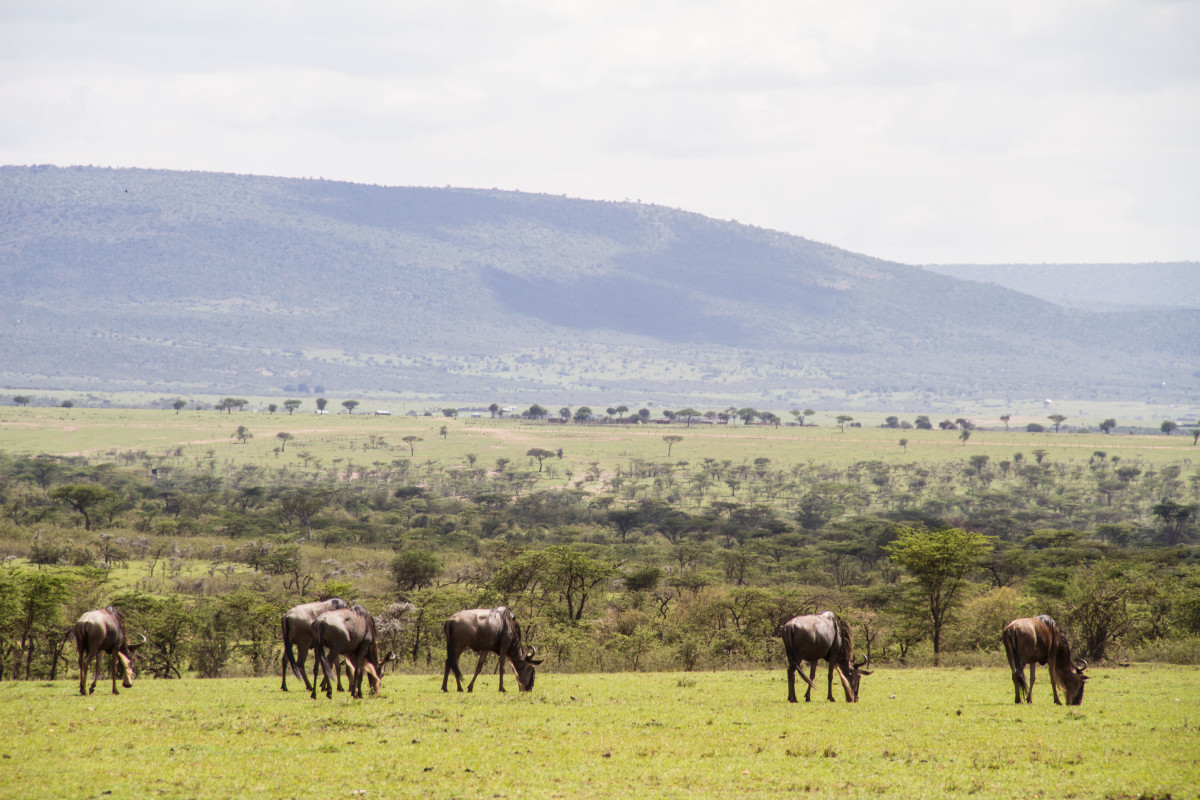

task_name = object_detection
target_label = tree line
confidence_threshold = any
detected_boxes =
[0,441,1197,682]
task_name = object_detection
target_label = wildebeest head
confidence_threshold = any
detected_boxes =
[842,656,873,701]
[513,645,543,692]
[1060,658,1088,705]
[122,632,148,677]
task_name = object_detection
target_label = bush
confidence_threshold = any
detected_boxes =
[1125,635,1200,665]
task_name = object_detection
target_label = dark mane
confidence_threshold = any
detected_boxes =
[833,613,854,666]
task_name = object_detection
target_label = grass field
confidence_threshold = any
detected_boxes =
[2,666,1196,799]
[2,407,1197,475]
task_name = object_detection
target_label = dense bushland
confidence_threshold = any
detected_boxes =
[1,436,1197,682]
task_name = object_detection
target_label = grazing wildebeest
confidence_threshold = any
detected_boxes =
[1002,614,1088,705]
[442,606,543,693]
[281,597,350,692]
[781,610,871,703]
[74,606,146,696]
[311,605,390,699]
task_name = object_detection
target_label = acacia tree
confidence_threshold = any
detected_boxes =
[1161,420,1178,436]
[342,400,359,415]
[543,546,614,622]
[172,399,187,414]
[1048,414,1067,432]
[1151,500,1197,546]
[1099,418,1117,434]
[48,483,115,531]
[663,435,683,457]
[275,432,293,451]
[283,399,302,415]
[885,526,993,664]
[402,436,422,456]
[527,448,555,472]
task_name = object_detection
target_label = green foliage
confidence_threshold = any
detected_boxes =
[886,527,994,662]
[1,412,1199,682]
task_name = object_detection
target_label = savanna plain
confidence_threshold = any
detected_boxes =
[2,405,1199,799]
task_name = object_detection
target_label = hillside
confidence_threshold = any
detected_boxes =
[1,165,1196,406]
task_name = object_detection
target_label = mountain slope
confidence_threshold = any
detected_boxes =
[1,165,1196,405]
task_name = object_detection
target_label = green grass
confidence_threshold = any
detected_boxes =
[2,666,1196,799]
[3,407,1197,474]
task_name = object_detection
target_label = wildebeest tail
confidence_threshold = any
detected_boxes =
[73,620,88,656]
[281,617,304,680]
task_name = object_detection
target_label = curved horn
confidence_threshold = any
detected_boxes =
[854,656,867,669]
[1076,658,1088,671]
[127,633,148,651]
[526,644,537,658]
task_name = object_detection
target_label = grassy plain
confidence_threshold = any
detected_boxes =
[2,666,1197,800]
[2,407,1196,476]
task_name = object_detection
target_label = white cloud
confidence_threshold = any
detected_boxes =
[0,0,1196,263]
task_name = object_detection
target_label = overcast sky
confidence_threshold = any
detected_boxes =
[2,1,1197,264]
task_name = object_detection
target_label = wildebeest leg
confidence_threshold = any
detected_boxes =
[1009,661,1026,704]
[805,662,817,702]
[443,648,463,692]
[335,658,345,692]
[787,660,817,703]
[466,651,490,692]
[310,650,323,699]
[1027,662,1037,703]
[109,651,120,695]
[89,650,102,695]
[826,660,836,702]
[78,643,90,696]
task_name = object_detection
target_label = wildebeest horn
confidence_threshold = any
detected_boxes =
[1076,658,1088,671]
[854,656,867,669]
[526,645,537,658]
[128,633,148,651]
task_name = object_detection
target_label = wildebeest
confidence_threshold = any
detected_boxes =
[281,597,350,692]
[311,605,390,699]
[74,606,146,696]
[442,606,543,693]
[781,610,871,703]
[1002,614,1088,705]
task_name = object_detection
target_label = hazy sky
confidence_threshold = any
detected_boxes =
[2,1,1197,264]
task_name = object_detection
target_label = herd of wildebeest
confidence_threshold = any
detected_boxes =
[72,602,1089,706]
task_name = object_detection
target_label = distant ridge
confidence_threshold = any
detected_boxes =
[1,165,1196,405]
[921,263,1200,311]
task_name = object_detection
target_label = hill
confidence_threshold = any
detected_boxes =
[1,165,1196,407]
